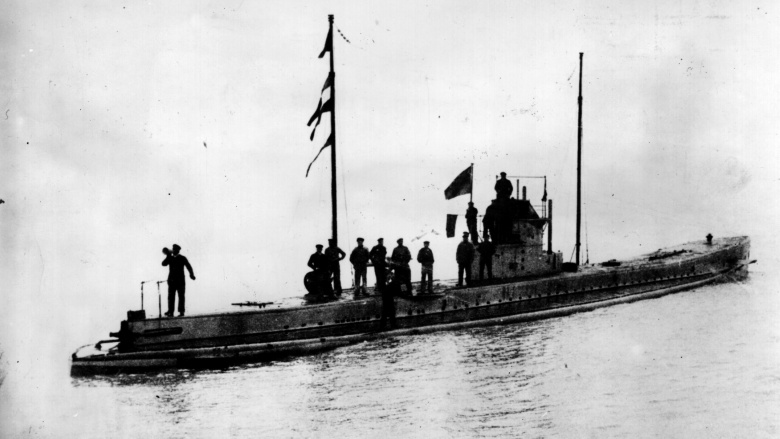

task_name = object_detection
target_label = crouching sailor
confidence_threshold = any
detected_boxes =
[162,244,196,317]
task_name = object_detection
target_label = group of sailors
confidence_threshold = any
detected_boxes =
[306,230,497,301]
[307,236,428,299]
[306,172,516,301]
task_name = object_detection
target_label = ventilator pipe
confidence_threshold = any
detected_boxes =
[522,186,526,200]
[548,199,553,254]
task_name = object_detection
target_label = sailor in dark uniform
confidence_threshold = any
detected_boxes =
[350,237,370,296]
[456,233,475,287]
[162,244,195,317]
[307,244,331,296]
[307,244,326,271]
[478,238,496,281]
[370,238,387,292]
[381,268,398,330]
[324,239,346,295]
[391,238,413,294]
[495,171,513,199]
[416,241,435,294]
[466,202,479,244]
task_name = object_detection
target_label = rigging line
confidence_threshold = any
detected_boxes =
[336,27,366,51]
[289,170,310,239]
[585,216,590,265]
[336,27,351,44]
[338,144,354,284]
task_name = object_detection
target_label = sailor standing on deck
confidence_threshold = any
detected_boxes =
[162,244,195,317]
[456,232,475,287]
[391,238,413,294]
[416,241,435,294]
[370,238,387,292]
[478,237,496,281]
[324,239,346,295]
[466,202,479,244]
[350,237,370,297]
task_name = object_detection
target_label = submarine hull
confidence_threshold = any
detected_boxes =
[71,236,750,375]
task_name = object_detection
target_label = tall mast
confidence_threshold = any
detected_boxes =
[328,15,338,244]
[576,52,584,266]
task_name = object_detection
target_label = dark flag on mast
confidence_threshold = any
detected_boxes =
[307,15,339,243]
[307,97,333,140]
[542,176,547,202]
[306,134,334,177]
[318,28,332,58]
[321,72,334,93]
[306,22,335,177]
[444,165,473,200]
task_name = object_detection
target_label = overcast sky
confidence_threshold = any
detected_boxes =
[1,0,778,382]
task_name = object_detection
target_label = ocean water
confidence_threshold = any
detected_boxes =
[3,270,779,438]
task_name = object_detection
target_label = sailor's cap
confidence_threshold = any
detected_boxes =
[315,244,323,249]
[357,237,364,242]
[172,244,181,250]
[397,238,403,243]
[463,232,470,237]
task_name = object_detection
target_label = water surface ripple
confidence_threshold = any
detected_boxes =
[35,273,780,437]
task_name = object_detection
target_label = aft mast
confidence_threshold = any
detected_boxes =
[576,52,584,266]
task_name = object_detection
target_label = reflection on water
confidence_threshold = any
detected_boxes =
[69,322,560,438]
[24,273,780,437]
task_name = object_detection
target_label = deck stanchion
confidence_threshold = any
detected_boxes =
[157,281,164,318]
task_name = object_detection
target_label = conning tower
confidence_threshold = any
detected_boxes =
[474,174,563,280]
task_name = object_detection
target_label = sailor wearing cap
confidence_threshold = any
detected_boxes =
[370,238,387,292]
[495,171,513,199]
[350,237,370,297]
[307,244,327,270]
[307,244,331,296]
[456,232,475,287]
[466,202,479,244]
[161,243,196,317]
[416,240,435,294]
[325,239,346,295]
[391,238,413,294]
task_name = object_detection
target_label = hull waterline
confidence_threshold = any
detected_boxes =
[71,236,751,375]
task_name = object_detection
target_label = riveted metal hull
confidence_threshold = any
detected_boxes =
[71,236,750,375]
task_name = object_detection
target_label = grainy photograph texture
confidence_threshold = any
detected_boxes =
[1,1,778,438]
